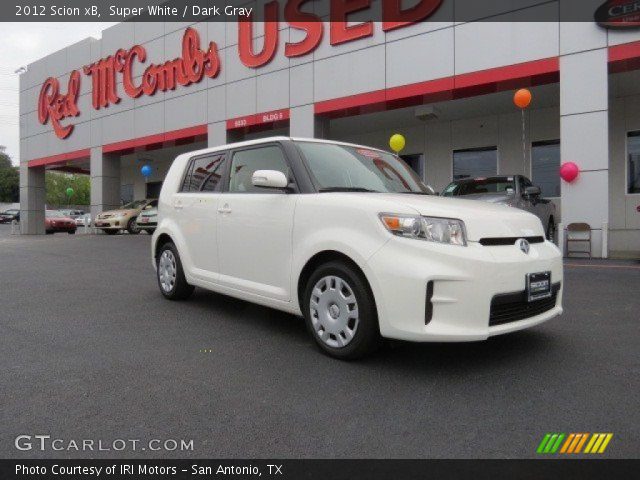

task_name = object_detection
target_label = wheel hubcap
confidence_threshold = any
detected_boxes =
[158,250,177,293]
[310,276,359,348]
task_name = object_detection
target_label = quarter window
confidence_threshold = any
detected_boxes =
[452,147,498,181]
[532,140,560,197]
[181,154,227,192]
[228,146,290,193]
[628,132,640,194]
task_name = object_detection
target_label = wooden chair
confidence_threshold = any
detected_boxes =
[565,223,592,258]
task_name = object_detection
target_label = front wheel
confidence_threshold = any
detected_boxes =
[103,229,118,235]
[127,217,141,235]
[68,230,76,235]
[157,242,194,300]
[303,261,381,360]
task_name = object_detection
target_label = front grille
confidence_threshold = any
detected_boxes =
[489,283,561,326]
[479,236,545,246]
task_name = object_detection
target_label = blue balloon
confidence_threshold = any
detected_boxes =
[141,165,152,177]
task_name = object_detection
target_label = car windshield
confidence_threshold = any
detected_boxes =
[296,142,433,194]
[121,200,148,209]
[3,210,18,214]
[442,177,515,196]
[46,211,66,218]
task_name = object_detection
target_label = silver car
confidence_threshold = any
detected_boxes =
[441,175,557,241]
[135,206,157,234]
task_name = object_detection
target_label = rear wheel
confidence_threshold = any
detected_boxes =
[157,242,194,300]
[103,229,118,235]
[68,230,76,235]
[127,217,140,235]
[303,261,381,360]
[46,230,54,235]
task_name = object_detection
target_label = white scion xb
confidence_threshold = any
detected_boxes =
[152,137,563,359]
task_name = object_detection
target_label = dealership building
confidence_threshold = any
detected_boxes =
[17,2,640,258]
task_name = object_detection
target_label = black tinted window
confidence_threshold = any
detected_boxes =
[453,147,498,181]
[181,154,226,192]
[532,141,560,197]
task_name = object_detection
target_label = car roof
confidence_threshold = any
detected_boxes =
[176,136,394,159]
[451,175,516,184]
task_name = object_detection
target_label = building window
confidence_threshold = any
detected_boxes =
[452,147,497,181]
[629,132,640,194]
[532,140,560,197]
[400,154,425,179]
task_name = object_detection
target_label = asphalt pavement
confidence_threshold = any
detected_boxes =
[1,224,639,459]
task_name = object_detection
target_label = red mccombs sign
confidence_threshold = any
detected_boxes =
[38,0,443,139]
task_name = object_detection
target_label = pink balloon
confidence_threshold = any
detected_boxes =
[560,162,580,183]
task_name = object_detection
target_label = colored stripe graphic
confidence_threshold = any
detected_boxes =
[585,433,614,454]
[537,433,565,454]
[539,433,613,454]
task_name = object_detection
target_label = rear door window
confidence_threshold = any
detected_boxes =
[181,154,227,192]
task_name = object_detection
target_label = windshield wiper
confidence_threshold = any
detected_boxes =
[318,187,381,193]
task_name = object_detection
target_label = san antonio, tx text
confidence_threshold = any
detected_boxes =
[16,463,283,476]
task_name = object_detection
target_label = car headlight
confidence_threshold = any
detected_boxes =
[379,214,467,246]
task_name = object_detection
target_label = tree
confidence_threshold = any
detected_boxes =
[0,147,19,202]
[45,172,90,206]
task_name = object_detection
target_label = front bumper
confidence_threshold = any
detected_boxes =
[94,218,125,229]
[48,224,76,232]
[366,238,563,342]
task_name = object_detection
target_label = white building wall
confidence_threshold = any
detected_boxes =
[16,12,640,253]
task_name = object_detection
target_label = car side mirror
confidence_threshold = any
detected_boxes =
[524,186,541,198]
[252,170,288,190]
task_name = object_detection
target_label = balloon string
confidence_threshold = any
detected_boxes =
[521,109,526,175]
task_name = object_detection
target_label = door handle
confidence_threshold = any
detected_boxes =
[218,204,232,214]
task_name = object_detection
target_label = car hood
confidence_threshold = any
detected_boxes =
[366,193,544,241]
[99,208,136,217]
[454,193,511,204]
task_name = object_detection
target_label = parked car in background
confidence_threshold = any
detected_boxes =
[45,210,77,234]
[0,209,20,223]
[60,209,91,227]
[152,137,563,360]
[136,205,157,234]
[94,199,157,235]
[75,215,91,227]
[441,175,557,241]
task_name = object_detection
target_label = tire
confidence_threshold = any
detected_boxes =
[156,242,194,301]
[46,230,54,235]
[303,260,381,360]
[546,220,556,243]
[127,217,141,235]
[68,230,76,235]
[104,229,118,235]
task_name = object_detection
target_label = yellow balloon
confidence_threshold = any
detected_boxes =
[389,134,406,153]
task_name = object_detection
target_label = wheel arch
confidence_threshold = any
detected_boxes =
[154,233,174,261]
[296,250,377,319]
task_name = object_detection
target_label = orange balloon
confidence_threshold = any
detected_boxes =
[514,88,532,109]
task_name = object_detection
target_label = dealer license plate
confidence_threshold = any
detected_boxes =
[526,271,552,302]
